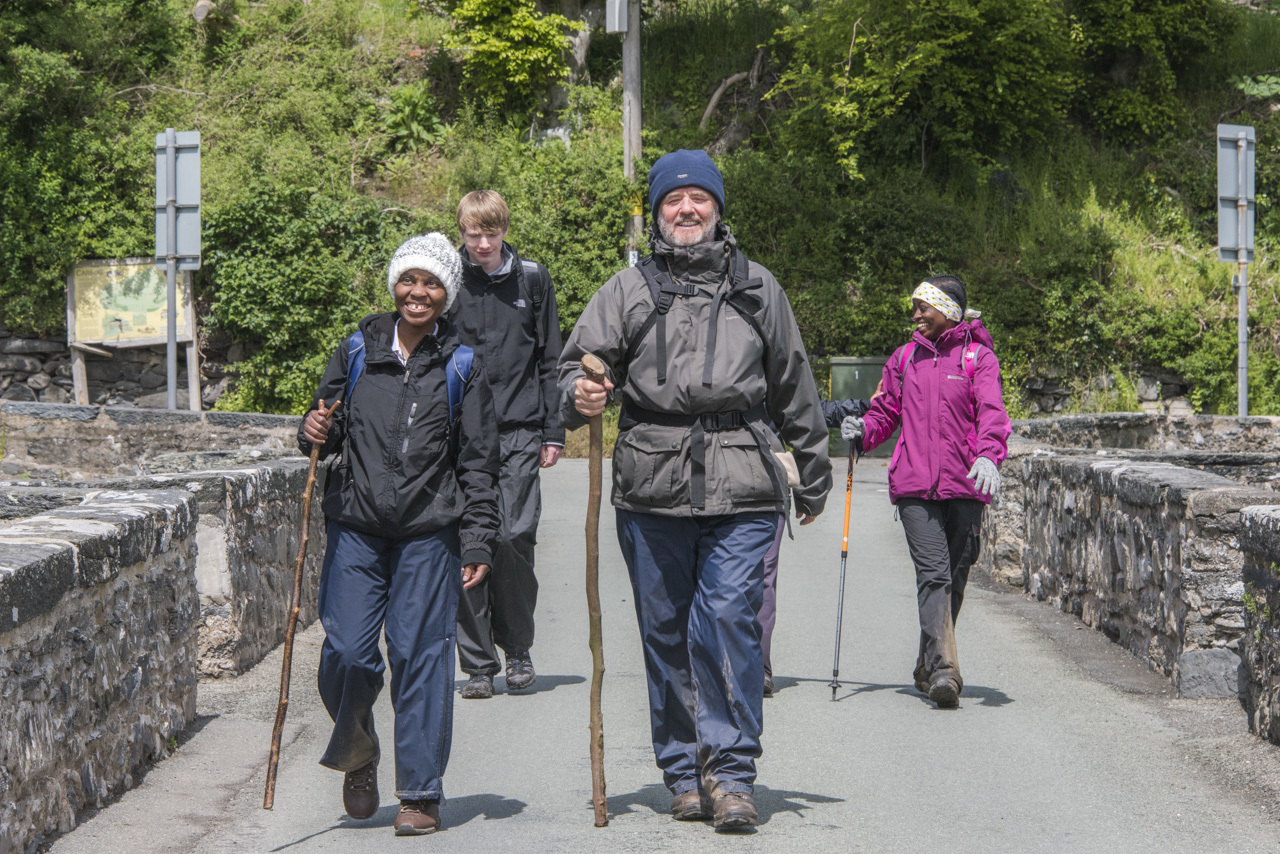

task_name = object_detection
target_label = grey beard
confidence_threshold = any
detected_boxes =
[658,212,719,247]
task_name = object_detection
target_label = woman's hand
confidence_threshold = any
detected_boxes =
[302,407,335,446]
[966,457,1001,498]
[462,563,489,589]
[840,415,864,441]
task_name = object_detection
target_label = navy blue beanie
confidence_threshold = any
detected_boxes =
[648,149,725,214]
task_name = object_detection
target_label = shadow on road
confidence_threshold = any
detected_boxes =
[444,792,528,826]
[605,782,844,826]
[770,676,1013,707]
[271,794,529,848]
[452,674,586,696]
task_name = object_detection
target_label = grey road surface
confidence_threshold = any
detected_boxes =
[48,459,1280,853]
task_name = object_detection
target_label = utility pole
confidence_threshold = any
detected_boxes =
[609,0,643,264]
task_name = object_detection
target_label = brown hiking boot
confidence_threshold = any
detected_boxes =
[670,789,712,821]
[929,674,960,709]
[394,799,440,835]
[342,759,379,820]
[712,791,758,830]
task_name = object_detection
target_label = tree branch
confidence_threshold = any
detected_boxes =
[700,71,750,131]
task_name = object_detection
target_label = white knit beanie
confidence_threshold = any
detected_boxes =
[386,233,462,312]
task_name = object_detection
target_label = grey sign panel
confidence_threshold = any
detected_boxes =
[1217,123,1255,263]
[154,130,201,271]
[605,0,626,32]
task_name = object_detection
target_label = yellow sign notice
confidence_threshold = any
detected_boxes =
[68,258,192,346]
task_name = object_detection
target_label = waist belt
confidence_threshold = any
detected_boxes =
[619,401,783,509]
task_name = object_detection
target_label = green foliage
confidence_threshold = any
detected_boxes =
[1066,0,1232,143]
[383,82,450,153]
[204,184,404,413]
[1235,74,1280,99]
[771,0,1077,179]
[445,0,577,114]
[0,0,183,333]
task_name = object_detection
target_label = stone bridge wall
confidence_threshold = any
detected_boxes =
[0,452,324,853]
[0,401,300,478]
[1240,507,1280,742]
[0,490,199,854]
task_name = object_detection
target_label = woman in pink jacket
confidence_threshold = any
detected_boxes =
[841,275,1011,709]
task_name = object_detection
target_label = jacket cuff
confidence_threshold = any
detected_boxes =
[461,546,493,567]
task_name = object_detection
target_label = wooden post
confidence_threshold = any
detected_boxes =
[581,354,609,827]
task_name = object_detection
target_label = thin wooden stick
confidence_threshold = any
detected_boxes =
[264,398,340,810]
[580,354,609,827]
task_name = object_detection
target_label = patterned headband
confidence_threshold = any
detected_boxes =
[912,282,981,322]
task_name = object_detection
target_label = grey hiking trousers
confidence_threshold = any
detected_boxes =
[897,498,985,692]
[456,428,543,675]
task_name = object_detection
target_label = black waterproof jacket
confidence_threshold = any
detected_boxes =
[448,244,565,444]
[297,312,501,567]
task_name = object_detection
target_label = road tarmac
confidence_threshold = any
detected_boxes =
[48,459,1280,853]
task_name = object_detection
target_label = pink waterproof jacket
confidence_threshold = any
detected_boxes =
[861,320,1011,505]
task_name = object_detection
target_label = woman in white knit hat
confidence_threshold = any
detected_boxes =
[298,232,501,835]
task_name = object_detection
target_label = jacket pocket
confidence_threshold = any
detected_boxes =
[718,430,777,504]
[613,429,684,507]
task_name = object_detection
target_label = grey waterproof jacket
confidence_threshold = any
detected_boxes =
[559,227,832,518]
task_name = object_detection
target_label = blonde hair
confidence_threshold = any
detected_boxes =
[456,190,510,234]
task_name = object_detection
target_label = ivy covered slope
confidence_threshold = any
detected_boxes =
[1,0,1279,415]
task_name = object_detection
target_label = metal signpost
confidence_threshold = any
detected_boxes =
[1217,123,1255,417]
[155,128,201,410]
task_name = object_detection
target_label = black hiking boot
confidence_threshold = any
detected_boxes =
[461,673,494,699]
[929,674,960,709]
[505,651,536,691]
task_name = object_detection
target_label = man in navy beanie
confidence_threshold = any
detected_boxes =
[559,150,832,831]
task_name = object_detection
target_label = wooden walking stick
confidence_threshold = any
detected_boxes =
[264,398,340,810]
[581,354,609,827]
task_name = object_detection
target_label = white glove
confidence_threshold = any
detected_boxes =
[966,456,1001,498]
[840,415,864,441]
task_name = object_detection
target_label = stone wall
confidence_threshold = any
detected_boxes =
[1013,412,1280,452]
[0,326,237,410]
[1016,452,1280,691]
[0,490,199,854]
[0,448,327,852]
[1240,506,1280,742]
[0,401,300,478]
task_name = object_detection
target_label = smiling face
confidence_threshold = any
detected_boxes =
[394,268,448,330]
[657,186,719,247]
[911,298,957,342]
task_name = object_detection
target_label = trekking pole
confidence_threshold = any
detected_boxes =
[580,354,609,827]
[264,398,340,810]
[829,446,856,701]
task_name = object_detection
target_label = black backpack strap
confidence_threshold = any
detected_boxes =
[519,258,547,311]
[626,255,696,385]
[703,248,766,386]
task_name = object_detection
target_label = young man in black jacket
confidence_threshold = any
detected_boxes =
[299,232,501,835]
[449,190,566,699]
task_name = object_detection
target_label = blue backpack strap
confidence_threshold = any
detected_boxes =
[446,344,473,425]
[345,330,366,402]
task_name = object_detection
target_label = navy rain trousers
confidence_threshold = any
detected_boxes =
[317,520,461,802]
[616,509,777,797]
